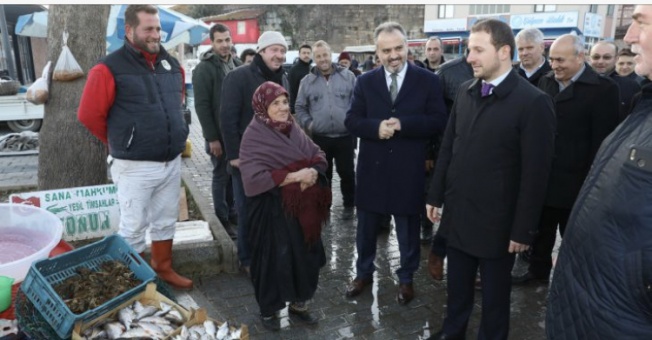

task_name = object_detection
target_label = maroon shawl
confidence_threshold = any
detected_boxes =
[240,117,331,244]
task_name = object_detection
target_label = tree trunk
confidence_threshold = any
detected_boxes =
[38,5,110,190]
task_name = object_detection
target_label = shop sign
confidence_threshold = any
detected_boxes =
[467,15,510,29]
[510,11,579,29]
[10,184,120,241]
[424,18,468,33]
[584,12,603,38]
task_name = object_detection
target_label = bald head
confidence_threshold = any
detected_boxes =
[590,41,618,75]
[549,34,586,85]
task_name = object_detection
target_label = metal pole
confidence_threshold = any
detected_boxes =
[0,5,18,80]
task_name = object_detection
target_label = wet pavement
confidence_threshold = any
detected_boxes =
[191,185,551,340]
[0,104,554,339]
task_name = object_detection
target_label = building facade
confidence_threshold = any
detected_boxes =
[424,4,619,58]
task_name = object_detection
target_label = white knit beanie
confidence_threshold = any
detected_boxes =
[256,31,288,53]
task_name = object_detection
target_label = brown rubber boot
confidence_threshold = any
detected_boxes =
[428,252,444,281]
[150,240,193,290]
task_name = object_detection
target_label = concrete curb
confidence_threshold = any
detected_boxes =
[179,171,239,276]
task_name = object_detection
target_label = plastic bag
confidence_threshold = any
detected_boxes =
[26,61,51,105]
[52,31,84,82]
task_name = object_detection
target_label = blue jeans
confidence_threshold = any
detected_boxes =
[205,141,231,228]
[228,165,250,266]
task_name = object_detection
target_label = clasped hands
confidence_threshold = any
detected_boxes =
[378,117,401,140]
[294,167,318,191]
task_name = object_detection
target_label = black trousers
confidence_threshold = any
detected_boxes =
[311,134,356,207]
[527,206,571,278]
[443,247,515,340]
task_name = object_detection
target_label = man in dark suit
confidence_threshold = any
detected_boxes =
[344,21,447,305]
[589,41,641,122]
[514,27,552,86]
[425,19,556,339]
[513,34,621,286]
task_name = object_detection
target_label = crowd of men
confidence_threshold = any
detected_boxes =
[79,4,652,338]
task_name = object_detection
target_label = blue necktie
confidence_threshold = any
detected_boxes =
[481,82,494,97]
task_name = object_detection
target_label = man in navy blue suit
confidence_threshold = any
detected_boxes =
[344,21,448,305]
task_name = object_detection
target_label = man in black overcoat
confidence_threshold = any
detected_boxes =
[425,19,556,339]
[513,34,621,286]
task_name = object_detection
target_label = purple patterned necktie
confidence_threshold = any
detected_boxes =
[481,82,494,97]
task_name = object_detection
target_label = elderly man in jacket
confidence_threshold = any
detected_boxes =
[192,23,241,239]
[295,40,357,218]
[514,27,552,86]
[426,19,556,339]
[78,5,192,290]
[219,31,290,274]
[345,21,447,305]
[547,5,652,338]
[513,34,621,286]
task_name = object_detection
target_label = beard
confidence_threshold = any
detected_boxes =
[132,34,160,54]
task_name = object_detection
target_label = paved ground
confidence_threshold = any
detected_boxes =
[0,103,553,339]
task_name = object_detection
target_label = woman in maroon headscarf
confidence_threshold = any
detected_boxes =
[239,81,331,331]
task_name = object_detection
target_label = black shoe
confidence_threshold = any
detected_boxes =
[289,302,319,325]
[341,206,355,220]
[512,271,548,285]
[260,314,280,331]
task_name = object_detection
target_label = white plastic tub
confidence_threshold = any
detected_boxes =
[0,203,63,282]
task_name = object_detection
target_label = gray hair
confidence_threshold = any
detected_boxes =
[515,27,544,45]
[374,22,407,43]
[312,40,332,52]
[567,34,585,55]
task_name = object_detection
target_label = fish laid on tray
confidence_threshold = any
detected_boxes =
[79,299,184,340]
[170,320,243,340]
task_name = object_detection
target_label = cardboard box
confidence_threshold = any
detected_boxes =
[71,282,191,340]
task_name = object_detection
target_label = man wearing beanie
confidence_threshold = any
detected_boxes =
[288,44,312,113]
[338,52,361,77]
[220,31,290,275]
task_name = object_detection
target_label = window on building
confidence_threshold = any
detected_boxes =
[607,5,614,17]
[535,5,556,12]
[237,21,246,35]
[438,5,454,18]
[470,4,510,15]
[589,5,598,13]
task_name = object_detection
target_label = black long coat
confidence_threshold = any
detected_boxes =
[345,63,448,215]
[427,70,556,259]
[538,65,620,209]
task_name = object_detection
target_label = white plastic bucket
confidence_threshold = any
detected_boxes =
[0,203,63,282]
